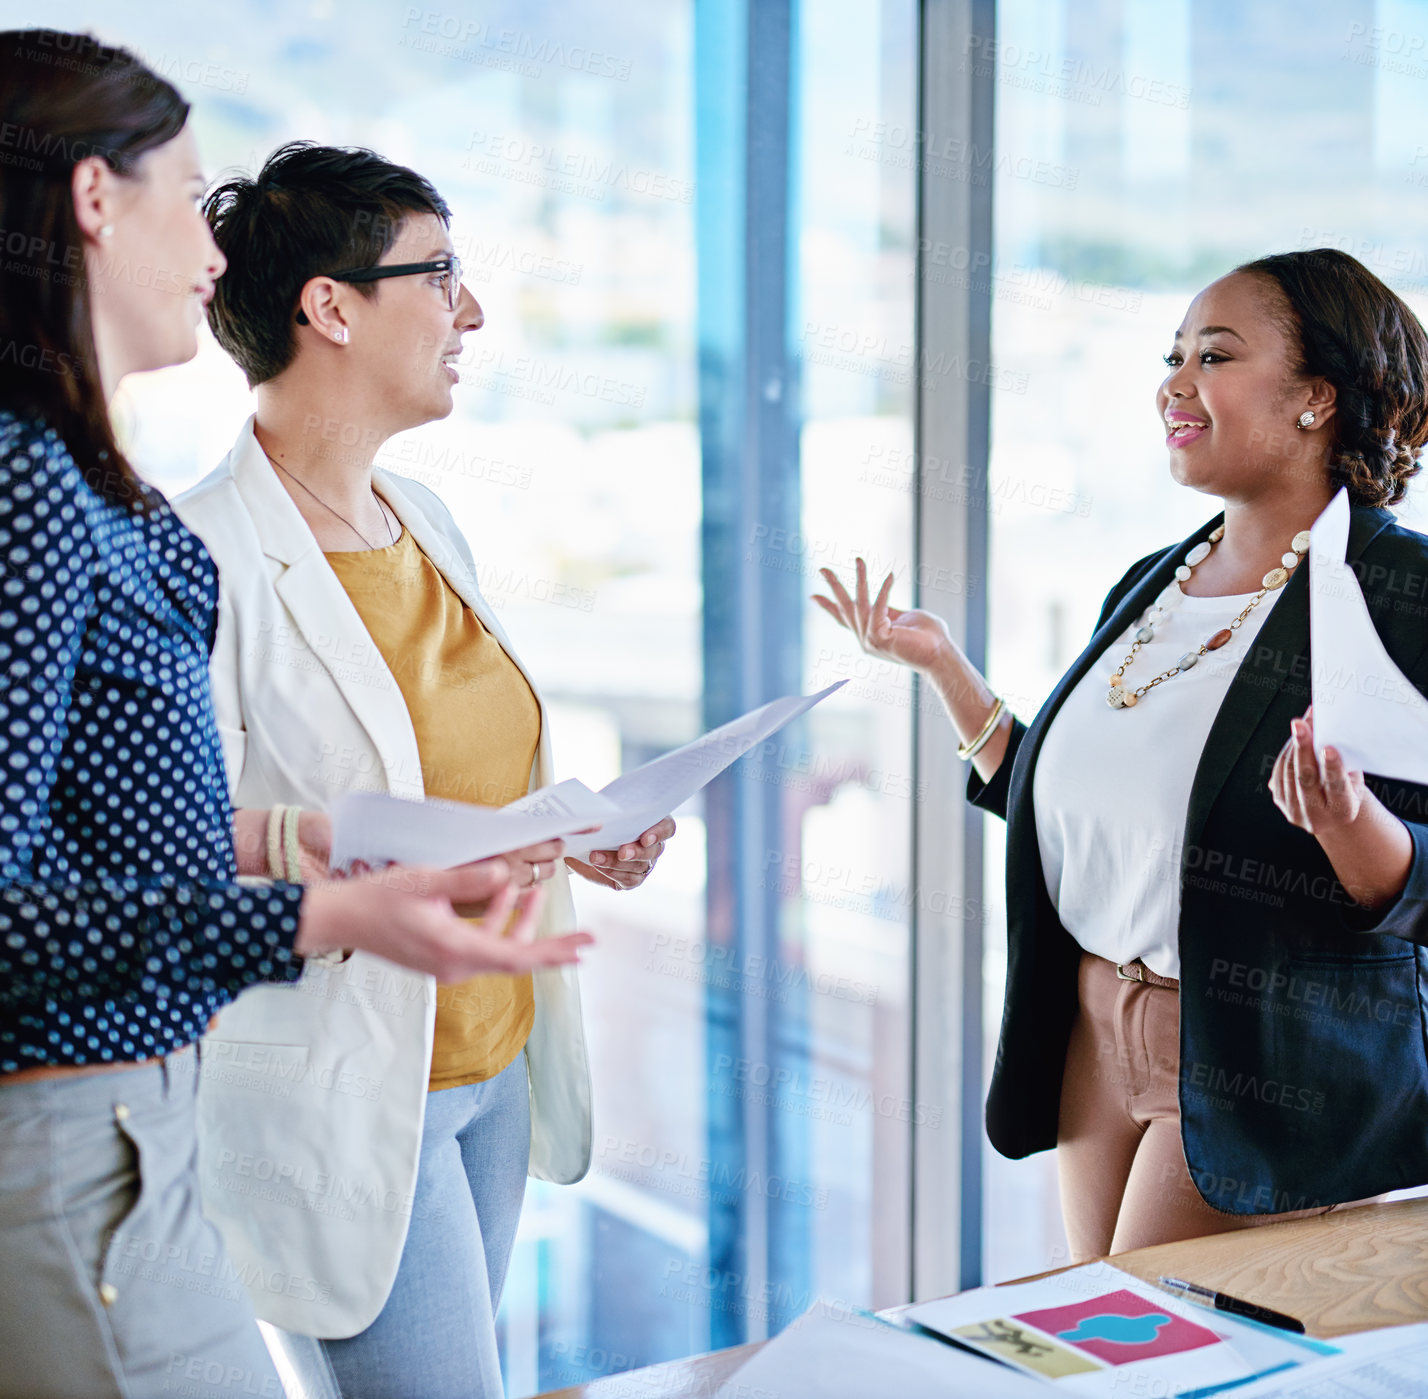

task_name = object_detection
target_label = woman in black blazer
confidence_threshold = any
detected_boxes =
[816,249,1428,1259]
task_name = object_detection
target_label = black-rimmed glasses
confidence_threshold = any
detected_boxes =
[295,255,462,323]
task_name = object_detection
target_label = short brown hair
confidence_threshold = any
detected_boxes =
[205,142,450,387]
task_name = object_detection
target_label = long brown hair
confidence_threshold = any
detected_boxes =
[0,30,190,509]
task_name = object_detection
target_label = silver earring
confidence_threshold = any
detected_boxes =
[98,224,113,239]
[334,328,349,344]
[1297,410,1316,429]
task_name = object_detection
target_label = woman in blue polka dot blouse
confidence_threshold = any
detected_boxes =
[0,32,592,1399]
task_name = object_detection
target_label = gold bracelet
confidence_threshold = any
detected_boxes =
[957,697,1006,761]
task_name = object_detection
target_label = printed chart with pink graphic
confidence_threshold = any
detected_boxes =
[906,1264,1338,1397]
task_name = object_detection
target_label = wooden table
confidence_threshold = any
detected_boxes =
[536,1196,1428,1398]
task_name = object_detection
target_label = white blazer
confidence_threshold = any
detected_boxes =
[174,417,592,1339]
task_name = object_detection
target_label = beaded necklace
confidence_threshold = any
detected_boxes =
[1106,525,1311,710]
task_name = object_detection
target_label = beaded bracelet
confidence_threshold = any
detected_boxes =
[282,804,302,883]
[266,805,286,882]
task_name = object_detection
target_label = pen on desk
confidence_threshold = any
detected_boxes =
[1156,1276,1305,1334]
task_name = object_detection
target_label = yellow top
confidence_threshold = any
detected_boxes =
[326,527,541,1091]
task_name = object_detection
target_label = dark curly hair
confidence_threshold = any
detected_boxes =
[205,141,449,387]
[1236,249,1428,508]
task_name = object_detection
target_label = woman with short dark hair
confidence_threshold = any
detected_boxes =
[175,140,675,1398]
[0,34,589,1397]
[818,249,1428,1259]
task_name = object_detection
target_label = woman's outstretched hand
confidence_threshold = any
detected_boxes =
[812,557,953,674]
[814,555,1013,781]
[295,860,593,981]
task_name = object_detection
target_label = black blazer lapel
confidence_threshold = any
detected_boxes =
[1183,505,1397,859]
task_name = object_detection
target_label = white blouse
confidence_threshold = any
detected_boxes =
[1031,582,1284,980]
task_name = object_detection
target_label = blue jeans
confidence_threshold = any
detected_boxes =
[322,1053,531,1399]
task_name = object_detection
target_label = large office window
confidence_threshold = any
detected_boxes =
[23,0,922,1389]
[41,0,1420,1370]
[792,0,919,1319]
[981,0,1428,1283]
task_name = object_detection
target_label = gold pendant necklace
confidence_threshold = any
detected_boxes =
[1106,524,1311,710]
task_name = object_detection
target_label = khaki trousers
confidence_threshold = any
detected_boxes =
[0,1050,283,1398]
[1056,952,1371,1260]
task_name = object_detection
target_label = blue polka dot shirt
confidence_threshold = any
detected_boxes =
[0,413,304,1072]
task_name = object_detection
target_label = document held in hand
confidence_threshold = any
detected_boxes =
[330,681,847,870]
[1309,488,1428,783]
[330,778,618,872]
[558,680,848,860]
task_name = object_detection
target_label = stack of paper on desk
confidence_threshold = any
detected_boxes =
[722,1296,1425,1399]
[330,682,846,870]
[906,1263,1336,1398]
[1226,1321,1428,1395]
[711,1301,1051,1399]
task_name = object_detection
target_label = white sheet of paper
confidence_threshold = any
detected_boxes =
[329,684,847,870]
[561,681,848,860]
[906,1263,1334,1398]
[1225,1321,1428,1396]
[712,1302,1050,1399]
[329,778,618,871]
[1310,487,1428,782]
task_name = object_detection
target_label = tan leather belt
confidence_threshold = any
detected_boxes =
[1116,959,1179,989]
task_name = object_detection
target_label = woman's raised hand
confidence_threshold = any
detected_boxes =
[814,556,1011,781]
[812,557,953,674]
[295,860,593,981]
